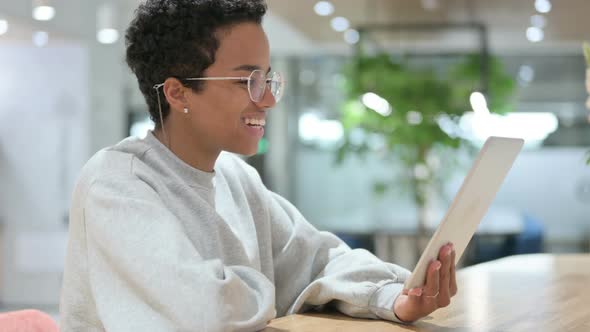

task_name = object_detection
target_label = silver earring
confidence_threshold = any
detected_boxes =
[183,107,189,114]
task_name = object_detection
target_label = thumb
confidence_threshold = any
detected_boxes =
[393,294,419,323]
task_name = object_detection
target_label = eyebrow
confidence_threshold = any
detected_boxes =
[232,64,271,74]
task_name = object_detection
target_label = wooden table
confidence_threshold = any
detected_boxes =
[264,254,590,332]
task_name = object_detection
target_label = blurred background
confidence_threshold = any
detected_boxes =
[0,0,589,317]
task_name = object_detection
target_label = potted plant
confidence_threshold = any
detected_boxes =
[337,52,515,249]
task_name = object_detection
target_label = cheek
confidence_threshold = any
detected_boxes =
[205,89,251,128]
[189,85,252,132]
[226,85,251,109]
[216,87,251,118]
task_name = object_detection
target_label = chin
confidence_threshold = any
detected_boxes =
[227,144,259,157]
[241,150,258,157]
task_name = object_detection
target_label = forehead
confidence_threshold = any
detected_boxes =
[212,22,270,70]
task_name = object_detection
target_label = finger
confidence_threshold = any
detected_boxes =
[407,288,424,313]
[423,260,441,310]
[408,287,423,297]
[450,249,458,296]
[437,244,453,307]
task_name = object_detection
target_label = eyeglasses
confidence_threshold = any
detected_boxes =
[153,69,285,103]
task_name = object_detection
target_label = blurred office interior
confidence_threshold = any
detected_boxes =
[0,0,589,316]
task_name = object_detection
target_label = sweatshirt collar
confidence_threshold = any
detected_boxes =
[144,131,216,190]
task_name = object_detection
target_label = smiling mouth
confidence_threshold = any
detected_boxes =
[243,117,266,128]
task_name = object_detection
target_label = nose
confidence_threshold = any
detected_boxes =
[254,84,277,110]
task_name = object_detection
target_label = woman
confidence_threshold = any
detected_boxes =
[59,0,457,331]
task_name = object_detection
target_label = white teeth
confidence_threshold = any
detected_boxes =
[244,118,266,126]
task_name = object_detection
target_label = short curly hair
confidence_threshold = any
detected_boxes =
[125,0,268,127]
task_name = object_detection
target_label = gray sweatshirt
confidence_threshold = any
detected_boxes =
[59,131,411,332]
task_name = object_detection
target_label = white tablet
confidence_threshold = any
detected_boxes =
[404,136,524,290]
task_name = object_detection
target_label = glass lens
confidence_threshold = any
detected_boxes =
[269,72,284,102]
[248,70,266,102]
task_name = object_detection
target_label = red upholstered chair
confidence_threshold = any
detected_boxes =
[0,310,59,332]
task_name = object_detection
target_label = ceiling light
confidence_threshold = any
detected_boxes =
[330,16,349,32]
[526,26,544,42]
[343,29,359,44]
[530,14,547,28]
[32,31,49,47]
[97,28,119,44]
[535,0,552,14]
[0,19,8,36]
[97,3,119,44]
[314,1,334,16]
[32,1,55,21]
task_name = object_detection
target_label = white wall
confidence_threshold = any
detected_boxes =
[295,146,590,244]
[294,147,416,231]
[88,42,128,154]
[0,43,89,305]
[491,148,590,241]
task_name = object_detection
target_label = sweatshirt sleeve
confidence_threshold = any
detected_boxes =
[268,191,412,323]
[81,173,275,332]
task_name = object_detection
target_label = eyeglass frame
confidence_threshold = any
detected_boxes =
[152,69,284,103]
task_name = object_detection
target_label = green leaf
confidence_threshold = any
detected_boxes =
[584,42,590,67]
[373,182,389,196]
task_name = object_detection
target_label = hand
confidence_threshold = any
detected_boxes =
[393,243,458,323]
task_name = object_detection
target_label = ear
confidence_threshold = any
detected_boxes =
[162,78,190,112]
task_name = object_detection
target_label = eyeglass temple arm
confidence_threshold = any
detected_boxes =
[184,77,247,81]
[153,75,279,89]
[152,78,245,90]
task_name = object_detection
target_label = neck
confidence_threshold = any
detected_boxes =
[153,124,219,173]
